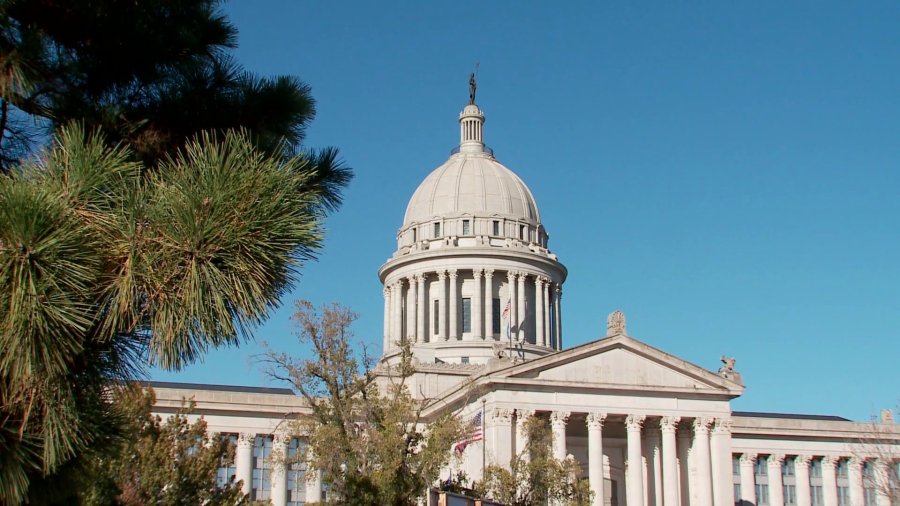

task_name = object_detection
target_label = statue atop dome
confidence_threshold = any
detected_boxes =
[607,310,626,336]
[468,72,477,105]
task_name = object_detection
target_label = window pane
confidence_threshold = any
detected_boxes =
[492,220,500,236]
[217,434,238,488]
[462,220,470,235]
[492,298,501,334]
[434,222,441,238]
[433,299,439,334]
[252,435,273,500]
[462,298,471,333]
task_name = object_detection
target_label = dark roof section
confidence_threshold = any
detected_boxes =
[144,381,295,396]
[733,411,851,422]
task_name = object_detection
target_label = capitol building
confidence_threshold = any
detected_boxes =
[152,93,899,506]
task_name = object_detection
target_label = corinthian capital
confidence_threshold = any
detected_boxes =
[659,416,681,433]
[692,417,712,433]
[586,412,607,430]
[712,417,733,434]
[550,411,570,426]
[237,432,255,448]
[625,414,646,431]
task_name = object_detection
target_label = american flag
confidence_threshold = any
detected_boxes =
[453,411,483,454]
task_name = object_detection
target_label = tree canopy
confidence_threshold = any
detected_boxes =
[262,301,468,506]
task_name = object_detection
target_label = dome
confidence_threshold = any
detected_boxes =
[402,153,541,227]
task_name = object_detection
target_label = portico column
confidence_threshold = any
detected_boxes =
[822,457,839,506]
[848,458,864,506]
[739,454,757,506]
[417,274,426,343]
[383,287,391,352]
[488,408,514,468]
[692,418,714,506]
[874,459,891,506]
[626,415,647,506]
[768,454,785,506]
[473,269,483,340]
[795,456,812,506]
[236,433,254,495]
[515,409,534,461]
[678,429,693,506]
[305,468,323,503]
[271,434,289,506]
[711,418,735,506]
[448,269,458,339]
[588,413,608,506]
[406,275,417,343]
[647,426,663,506]
[550,411,570,461]
[535,277,545,347]
[542,280,551,346]
[554,284,563,350]
[517,272,527,342]
[661,416,681,506]
[484,270,495,339]
[392,281,403,345]
[507,271,517,339]
[437,271,447,340]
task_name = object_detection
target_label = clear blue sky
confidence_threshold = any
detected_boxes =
[152,1,900,421]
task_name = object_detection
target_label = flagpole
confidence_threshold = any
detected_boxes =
[481,398,486,480]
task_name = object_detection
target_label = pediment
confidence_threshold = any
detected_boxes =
[497,335,743,395]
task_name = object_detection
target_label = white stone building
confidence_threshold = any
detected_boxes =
[152,95,900,506]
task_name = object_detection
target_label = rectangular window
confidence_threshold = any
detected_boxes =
[734,484,742,506]
[784,485,797,505]
[462,219,470,235]
[434,222,441,238]
[811,486,824,506]
[461,356,469,364]
[756,484,769,505]
[864,488,877,506]
[412,228,417,242]
[810,459,822,478]
[837,486,849,506]
[492,298,501,334]
[519,224,526,240]
[756,458,769,477]
[836,459,848,478]
[252,435,274,500]
[733,455,741,476]
[492,220,500,236]
[216,434,238,488]
[462,298,471,333]
[783,459,796,477]
[433,300,439,334]
[287,438,307,506]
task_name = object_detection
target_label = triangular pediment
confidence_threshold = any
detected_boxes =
[496,335,743,395]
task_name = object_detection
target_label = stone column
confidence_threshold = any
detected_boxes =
[554,284,563,350]
[542,280,551,346]
[874,459,891,506]
[271,434,289,506]
[692,418,714,506]
[393,281,404,345]
[437,271,447,340]
[406,275,417,343]
[484,269,495,339]
[507,271,517,339]
[305,468,322,503]
[535,277,545,347]
[236,433,254,495]
[822,457,839,506]
[647,426,663,506]
[383,287,391,352]
[795,456,812,506]
[711,419,735,506]
[473,269,483,340]
[626,415,647,506]
[448,269,458,339]
[550,411,570,461]
[417,274,426,343]
[661,416,681,506]
[517,272,527,342]
[678,429,693,506]
[588,413,608,506]
[739,454,757,506]
[848,458,864,506]
[488,408,514,468]
[768,454,785,506]
[515,409,534,461]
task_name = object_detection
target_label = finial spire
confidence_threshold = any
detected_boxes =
[459,71,485,154]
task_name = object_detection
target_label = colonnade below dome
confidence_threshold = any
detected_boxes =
[381,268,563,358]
